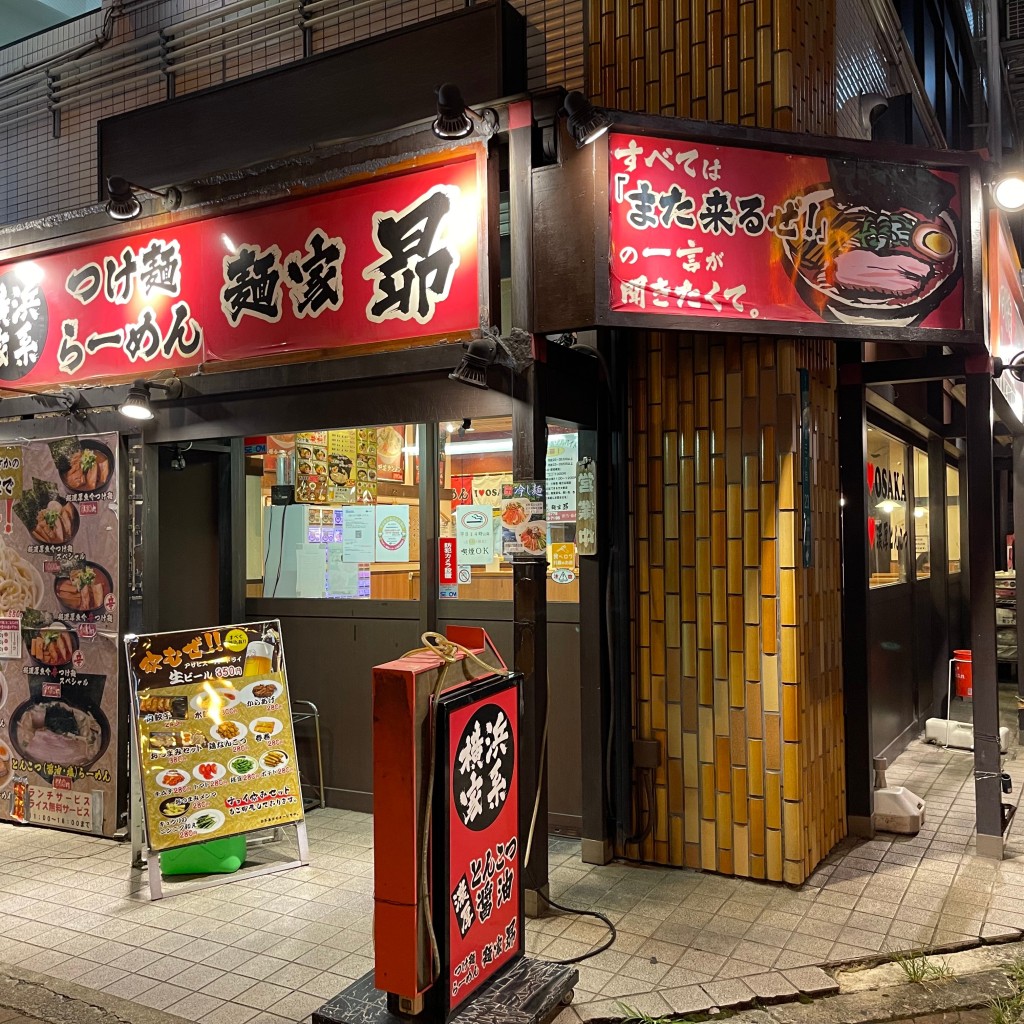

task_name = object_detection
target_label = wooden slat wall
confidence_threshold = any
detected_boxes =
[587,2,844,884]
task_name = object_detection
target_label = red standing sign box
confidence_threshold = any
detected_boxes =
[435,675,522,1017]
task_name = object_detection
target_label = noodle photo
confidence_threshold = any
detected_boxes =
[0,539,43,615]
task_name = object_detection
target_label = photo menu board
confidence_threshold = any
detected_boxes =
[0,432,121,836]
[125,620,304,852]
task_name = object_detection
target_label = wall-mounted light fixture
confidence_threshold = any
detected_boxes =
[105,176,182,221]
[992,170,1024,213]
[431,83,498,141]
[562,90,611,148]
[118,378,182,421]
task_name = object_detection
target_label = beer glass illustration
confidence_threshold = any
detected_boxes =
[243,640,274,677]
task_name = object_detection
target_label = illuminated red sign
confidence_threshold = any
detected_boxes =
[0,155,482,387]
[438,675,521,1015]
[608,132,964,332]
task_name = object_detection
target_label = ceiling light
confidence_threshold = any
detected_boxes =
[432,83,498,141]
[118,378,182,420]
[562,90,611,148]
[992,171,1024,213]
[105,175,182,221]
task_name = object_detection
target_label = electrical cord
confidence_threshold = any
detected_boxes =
[534,890,617,965]
[268,508,286,598]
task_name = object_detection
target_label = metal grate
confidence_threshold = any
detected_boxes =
[1009,0,1024,39]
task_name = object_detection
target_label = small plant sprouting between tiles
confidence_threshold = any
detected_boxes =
[890,947,954,984]
[989,954,1024,1024]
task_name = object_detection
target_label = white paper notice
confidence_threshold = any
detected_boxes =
[328,548,361,598]
[456,505,495,566]
[295,547,326,598]
[376,504,410,562]
[342,506,376,563]
[546,432,578,522]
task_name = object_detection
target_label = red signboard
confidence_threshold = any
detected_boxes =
[450,474,473,509]
[438,675,521,1015]
[990,210,1024,422]
[0,155,482,387]
[608,132,965,332]
[439,537,458,586]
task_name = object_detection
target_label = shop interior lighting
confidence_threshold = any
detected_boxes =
[404,438,513,457]
[105,175,182,221]
[562,90,611,148]
[992,170,1024,213]
[118,378,182,420]
[431,83,498,141]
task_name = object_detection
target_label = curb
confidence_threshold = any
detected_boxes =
[0,964,189,1024]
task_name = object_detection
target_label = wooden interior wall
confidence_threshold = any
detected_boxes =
[627,336,844,883]
[585,0,844,883]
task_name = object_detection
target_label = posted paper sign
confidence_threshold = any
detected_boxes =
[456,505,494,566]
[500,482,547,559]
[546,433,578,523]
[342,506,375,562]
[375,505,410,562]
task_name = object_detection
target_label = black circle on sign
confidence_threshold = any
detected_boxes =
[0,269,47,381]
[453,702,515,832]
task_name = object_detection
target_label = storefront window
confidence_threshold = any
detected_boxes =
[913,447,930,579]
[946,463,961,574]
[867,426,910,587]
[438,417,580,603]
[247,424,421,600]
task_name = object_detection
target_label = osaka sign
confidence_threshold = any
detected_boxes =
[607,131,971,339]
[0,155,482,387]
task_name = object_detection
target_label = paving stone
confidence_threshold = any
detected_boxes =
[782,965,839,996]
[743,971,800,1003]
[659,984,714,1015]
[701,977,756,1008]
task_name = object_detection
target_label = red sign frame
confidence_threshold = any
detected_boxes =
[435,673,522,1018]
[0,152,484,388]
[598,127,983,345]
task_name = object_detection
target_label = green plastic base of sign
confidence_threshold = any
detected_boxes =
[159,835,247,876]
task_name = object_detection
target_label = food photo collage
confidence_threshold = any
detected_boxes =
[0,433,120,835]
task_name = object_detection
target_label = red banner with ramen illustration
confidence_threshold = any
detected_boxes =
[608,132,964,331]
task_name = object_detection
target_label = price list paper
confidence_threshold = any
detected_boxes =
[125,621,305,852]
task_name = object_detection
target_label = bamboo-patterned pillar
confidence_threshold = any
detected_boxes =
[588,0,845,883]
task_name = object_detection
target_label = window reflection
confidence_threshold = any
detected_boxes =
[867,426,910,587]
[913,448,930,579]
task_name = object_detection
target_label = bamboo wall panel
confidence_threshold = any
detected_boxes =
[627,336,844,882]
[586,0,835,134]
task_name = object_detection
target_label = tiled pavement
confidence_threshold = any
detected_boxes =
[1,737,1024,1023]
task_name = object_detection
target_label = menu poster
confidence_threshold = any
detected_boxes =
[125,620,305,852]
[327,430,357,505]
[354,428,378,504]
[500,482,547,560]
[376,425,406,482]
[0,432,121,836]
[295,431,328,504]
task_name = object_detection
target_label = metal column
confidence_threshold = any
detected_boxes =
[508,102,549,910]
[965,366,1003,858]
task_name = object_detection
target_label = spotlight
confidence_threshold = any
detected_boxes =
[562,90,611,148]
[431,83,498,141]
[449,334,498,389]
[459,418,474,436]
[105,176,181,221]
[170,444,187,472]
[992,171,1024,213]
[118,378,182,421]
